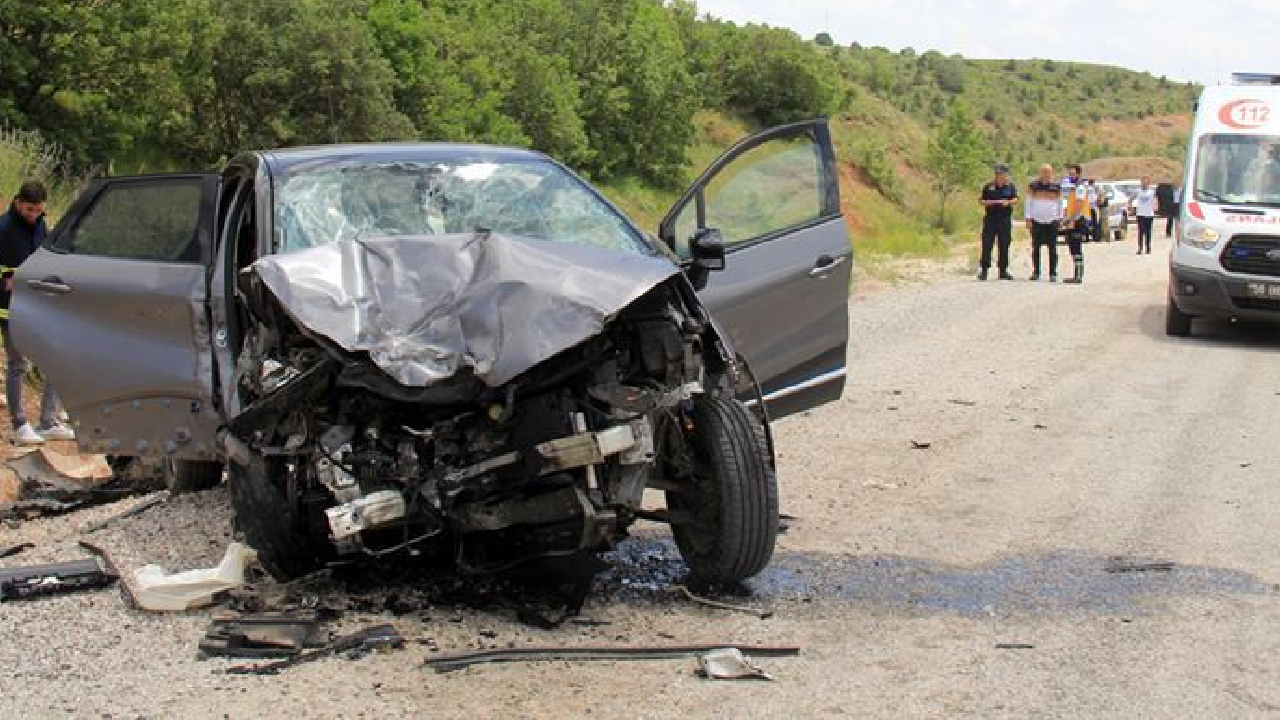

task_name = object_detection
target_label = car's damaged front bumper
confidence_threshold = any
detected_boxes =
[222,232,737,575]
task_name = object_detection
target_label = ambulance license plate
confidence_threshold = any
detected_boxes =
[1245,282,1280,298]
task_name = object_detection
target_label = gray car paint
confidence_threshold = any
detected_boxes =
[660,119,851,418]
[12,179,222,460]
[12,126,850,461]
[250,232,679,388]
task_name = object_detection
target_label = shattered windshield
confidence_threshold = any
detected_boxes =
[1194,134,1280,205]
[274,159,650,255]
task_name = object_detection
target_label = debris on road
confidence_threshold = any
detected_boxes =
[910,440,932,450]
[0,555,117,601]
[425,643,800,673]
[1104,558,1176,574]
[994,643,1036,650]
[0,541,33,559]
[81,492,169,534]
[133,542,257,611]
[863,482,900,491]
[680,585,773,619]
[1,448,160,520]
[1033,423,1048,430]
[226,624,405,676]
[77,540,141,611]
[696,647,774,680]
[948,399,978,407]
[198,611,327,659]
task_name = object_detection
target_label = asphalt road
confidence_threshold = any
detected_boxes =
[3,230,1279,718]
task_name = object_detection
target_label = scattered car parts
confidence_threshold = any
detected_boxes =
[0,555,116,601]
[696,647,774,680]
[424,643,800,673]
[226,623,405,675]
[198,610,326,659]
[132,542,257,611]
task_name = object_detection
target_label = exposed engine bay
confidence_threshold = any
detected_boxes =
[221,233,758,579]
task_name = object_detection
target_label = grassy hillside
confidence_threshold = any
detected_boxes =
[601,52,1195,270]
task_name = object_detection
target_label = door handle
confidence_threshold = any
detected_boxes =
[808,255,848,278]
[27,277,72,295]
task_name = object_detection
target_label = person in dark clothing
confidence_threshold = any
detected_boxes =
[977,163,1018,281]
[0,181,73,445]
[1165,186,1181,238]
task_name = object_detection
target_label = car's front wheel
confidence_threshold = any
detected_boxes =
[1166,293,1193,337]
[667,396,778,585]
[228,452,326,580]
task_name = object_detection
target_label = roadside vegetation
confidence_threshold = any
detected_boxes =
[0,0,1197,266]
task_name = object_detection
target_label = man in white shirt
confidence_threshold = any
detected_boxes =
[1024,164,1064,281]
[1135,176,1157,254]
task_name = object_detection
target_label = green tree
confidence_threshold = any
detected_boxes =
[927,103,986,229]
[173,0,414,164]
[0,0,199,165]
[815,32,834,47]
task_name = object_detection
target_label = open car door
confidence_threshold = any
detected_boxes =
[11,174,222,461]
[659,119,851,420]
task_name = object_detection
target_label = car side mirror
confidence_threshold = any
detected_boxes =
[686,228,725,291]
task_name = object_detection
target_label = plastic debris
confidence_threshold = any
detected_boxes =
[199,611,326,659]
[1,556,116,601]
[226,624,404,675]
[696,647,774,680]
[133,542,258,611]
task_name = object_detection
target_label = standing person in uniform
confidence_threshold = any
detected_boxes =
[1061,174,1090,284]
[1135,175,1157,254]
[978,162,1018,281]
[1025,164,1063,282]
[1165,184,1181,238]
[0,182,74,445]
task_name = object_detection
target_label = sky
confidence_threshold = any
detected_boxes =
[694,0,1280,85]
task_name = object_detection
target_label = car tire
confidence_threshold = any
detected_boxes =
[227,453,325,580]
[667,396,778,585]
[163,459,224,493]
[1166,293,1193,337]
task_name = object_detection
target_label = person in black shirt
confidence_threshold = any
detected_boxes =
[977,163,1018,281]
[0,181,73,445]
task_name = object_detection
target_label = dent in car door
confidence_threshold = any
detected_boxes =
[659,119,852,420]
[12,174,221,460]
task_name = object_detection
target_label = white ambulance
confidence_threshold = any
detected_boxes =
[1167,73,1280,336]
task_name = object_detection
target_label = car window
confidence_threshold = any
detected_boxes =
[55,180,204,262]
[672,135,824,258]
[274,159,650,257]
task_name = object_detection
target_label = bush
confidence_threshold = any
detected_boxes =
[0,127,77,217]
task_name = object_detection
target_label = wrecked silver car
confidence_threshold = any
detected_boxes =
[12,120,852,583]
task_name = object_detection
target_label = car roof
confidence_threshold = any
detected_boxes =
[257,143,551,175]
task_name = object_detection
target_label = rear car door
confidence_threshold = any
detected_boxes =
[11,174,222,460]
[659,119,852,419]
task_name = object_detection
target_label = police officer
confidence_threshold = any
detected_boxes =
[977,162,1018,281]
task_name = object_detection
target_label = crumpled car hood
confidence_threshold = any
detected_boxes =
[249,233,680,388]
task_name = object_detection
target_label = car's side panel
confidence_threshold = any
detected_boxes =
[11,175,221,460]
